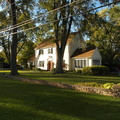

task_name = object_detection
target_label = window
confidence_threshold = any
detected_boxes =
[39,61,44,67]
[93,60,100,65]
[75,60,86,68]
[48,48,53,54]
[39,49,44,55]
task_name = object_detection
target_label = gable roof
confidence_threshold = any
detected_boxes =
[35,39,55,50]
[71,47,96,58]
[35,32,77,50]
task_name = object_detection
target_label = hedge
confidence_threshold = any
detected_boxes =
[82,65,109,75]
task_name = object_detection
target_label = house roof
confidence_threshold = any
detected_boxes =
[71,47,96,58]
[35,32,77,50]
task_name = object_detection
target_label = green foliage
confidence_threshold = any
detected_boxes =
[82,67,92,75]
[77,82,114,89]
[35,68,41,71]
[81,6,120,65]
[76,69,82,74]
[82,66,109,75]
[17,41,35,68]
[102,83,114,89]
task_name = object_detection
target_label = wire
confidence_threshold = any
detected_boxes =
[0,0,120,39]
[0,0,88,33]
[0,1,39,26]
[0,0,120,38]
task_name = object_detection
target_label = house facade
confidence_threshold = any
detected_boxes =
[35,33,102,71]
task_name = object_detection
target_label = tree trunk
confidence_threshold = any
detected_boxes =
[55,47,64,73]
[10,0,19,76]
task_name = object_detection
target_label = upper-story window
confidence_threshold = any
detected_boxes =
[39,49,44,55]
[48,48,53,54]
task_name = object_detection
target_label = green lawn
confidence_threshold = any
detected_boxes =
[1,70,120,86]
[0,75,120,120]
[21,71,120,84]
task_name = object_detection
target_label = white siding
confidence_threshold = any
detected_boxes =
[35,34,102,71]
[68,33,86,70]
[89,59,92,66]
[35,46,70,70]
[35,47,56,70]
[63,45,69,70]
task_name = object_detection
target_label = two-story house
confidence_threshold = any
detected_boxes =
[35,32,102,71]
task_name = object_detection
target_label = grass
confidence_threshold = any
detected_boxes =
[1,70,120,87]
[0,75,120,120]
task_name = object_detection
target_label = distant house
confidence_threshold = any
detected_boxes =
[35,32,102,71]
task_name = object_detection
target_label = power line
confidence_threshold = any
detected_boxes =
[0,1,39,28]
[0,0,88,33]
[0,0,120,38]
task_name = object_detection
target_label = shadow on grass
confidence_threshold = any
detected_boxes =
[19,71,120,84]
[0,76,120,120]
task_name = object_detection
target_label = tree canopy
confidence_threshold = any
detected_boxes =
[17,41,35,69]
[0,0,120,74]
[82,5,120,67]
[38,0,119,73]
[0,0,37,75]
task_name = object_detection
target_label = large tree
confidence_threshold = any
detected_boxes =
[39,0,117,73]
[81,6,120,66]
[0,0,36,75]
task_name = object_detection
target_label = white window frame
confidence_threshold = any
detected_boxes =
[75,59,86,68]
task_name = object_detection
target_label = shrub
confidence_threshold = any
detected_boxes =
[82,66,109,75]
[102,83,114,89]
[82,67,92,75]
[76,69,82,74]
[35,68,41,71]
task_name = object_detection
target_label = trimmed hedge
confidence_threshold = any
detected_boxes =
[82,65,109,75]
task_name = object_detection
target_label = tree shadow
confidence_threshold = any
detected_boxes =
[0,77,120,120]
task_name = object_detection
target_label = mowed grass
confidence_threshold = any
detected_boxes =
[19,70,120,85]
[1,70,120,85]
[0,75,120,120]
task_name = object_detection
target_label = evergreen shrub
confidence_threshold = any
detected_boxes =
[82,65,109,75]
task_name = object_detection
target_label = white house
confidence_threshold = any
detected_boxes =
[35,32,102,71]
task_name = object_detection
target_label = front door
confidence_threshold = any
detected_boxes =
[47,61,53,70]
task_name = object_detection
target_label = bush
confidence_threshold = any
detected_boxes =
[76,69,82,74]
[102,83,114,89]
[35,68,41,71]
[82,65,109,75]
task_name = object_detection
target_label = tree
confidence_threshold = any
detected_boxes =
[0,0,37,75]
[81,6,120,66]
[17,41,35,69]
[39,0,116,73]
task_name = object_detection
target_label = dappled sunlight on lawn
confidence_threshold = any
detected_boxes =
[0,76,120,120]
